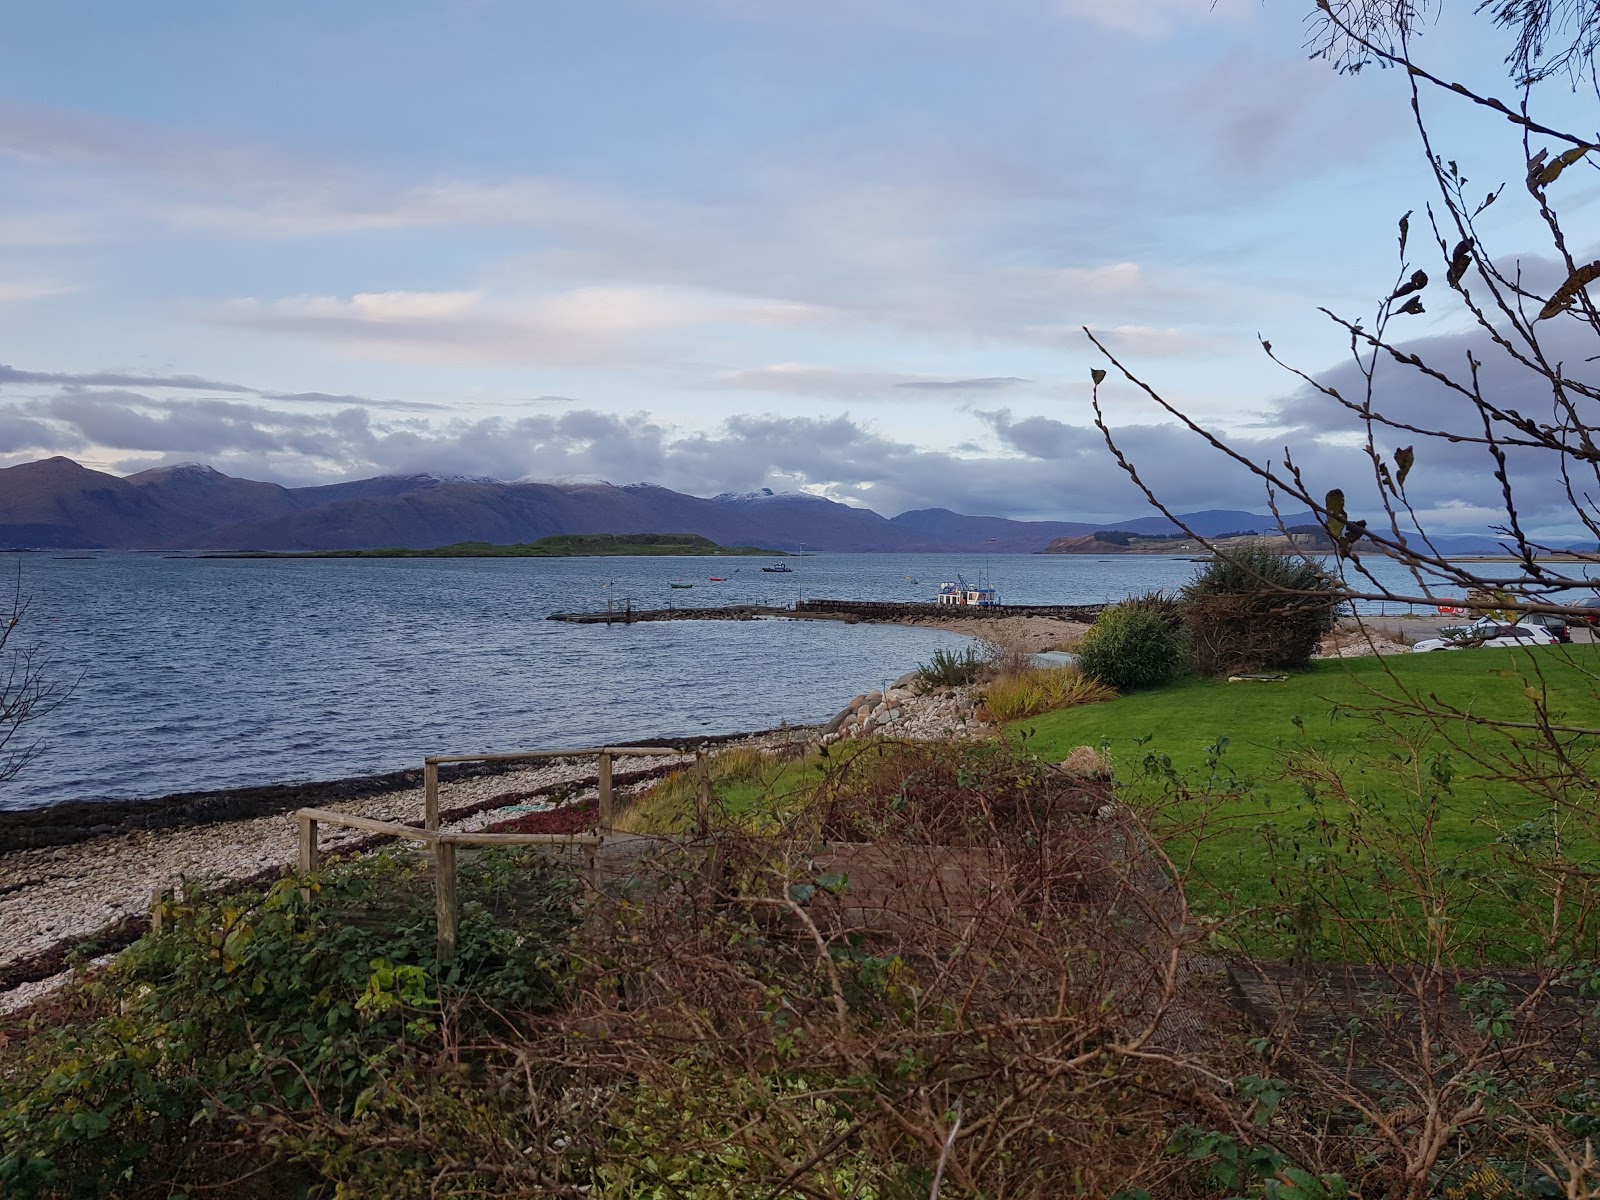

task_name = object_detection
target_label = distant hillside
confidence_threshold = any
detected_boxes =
[888,508,1102,551]
[221,533,780,558]
[0,456,1538,555]
[0,458,220,548]
[1043,531,1319,555]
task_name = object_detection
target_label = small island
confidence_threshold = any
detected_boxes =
[205,533,785,559]
[1040,528,1332,555]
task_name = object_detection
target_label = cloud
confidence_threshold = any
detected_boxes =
[263,391,453,414]
[711,363,1029,397]
[0,380,1318,525]
[171,178,627,239]
[1086,325,1215,356]
[0,363,254,392]
[1011,262,1148,298]
[897,377,1030,391]
[3,370,1581,534]
[0,281,72,304]
[0,215,84,247]
[0,361,468,419]
[214,286,839,366]
[1023,323,1217,355]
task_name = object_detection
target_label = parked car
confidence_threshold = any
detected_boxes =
[1413,622,1560,653]
[1437,613,1572,644]
[1573,596,1600,628]
[1517,612,1573,643]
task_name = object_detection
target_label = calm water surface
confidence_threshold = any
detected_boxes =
[0,550,1453,809]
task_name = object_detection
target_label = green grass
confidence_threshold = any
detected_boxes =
[625,646,1600,964]
[1016,645,1600,961]
[616,747,824,834]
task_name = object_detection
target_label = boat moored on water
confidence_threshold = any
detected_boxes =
[936,575,1000,607]
[761,562,794,573]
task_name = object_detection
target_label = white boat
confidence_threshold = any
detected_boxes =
[937,574,999,607]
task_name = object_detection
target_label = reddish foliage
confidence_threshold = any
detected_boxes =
[485,799,598,835]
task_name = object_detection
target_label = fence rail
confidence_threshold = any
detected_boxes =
[298,745,698,963]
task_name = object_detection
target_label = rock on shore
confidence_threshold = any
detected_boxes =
[821,677,986,744]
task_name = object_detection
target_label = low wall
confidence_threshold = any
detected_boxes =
[795,599,1105,621]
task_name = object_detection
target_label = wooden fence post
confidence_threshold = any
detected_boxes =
[435,840,458,966]
[694,750,712,836]
[598,751,614,830]
[297,812,319,903]
[424,759,440,832]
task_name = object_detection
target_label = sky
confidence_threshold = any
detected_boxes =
[0,0,1596,530]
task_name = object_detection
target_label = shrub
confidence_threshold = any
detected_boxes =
[0,848,578,1196]
[1179,543,1341,675]
[1121,588,1183,625]
[981,665,1115,722]
[914,645,985,689]
[977,632,1035,679]
[1074,603,1188,691]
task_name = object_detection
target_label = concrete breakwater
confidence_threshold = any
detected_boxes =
[547,599,1107,625]
[547,604,789,624]
[796,599,1106,621]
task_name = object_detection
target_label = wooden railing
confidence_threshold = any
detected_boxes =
[296,746,688,963]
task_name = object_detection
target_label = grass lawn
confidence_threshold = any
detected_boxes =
[618,646,1600,963]
[1016,645,1600,962]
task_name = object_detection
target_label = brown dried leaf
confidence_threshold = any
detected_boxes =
[1389,269,1428,301]
[1324,488,1348,541]
[1395,445,1415,488]
[1446,238,1475,288]
[1535,144,1594,188]
[1537,260,1600,320]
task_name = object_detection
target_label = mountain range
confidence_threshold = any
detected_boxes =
[0,456,1517,555]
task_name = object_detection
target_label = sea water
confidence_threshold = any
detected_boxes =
[0,550,1493,809]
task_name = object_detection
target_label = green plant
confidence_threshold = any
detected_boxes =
[0,847,578,1197]
[1179,544,1339,676]
[1074,602,1188,691]
[981,664,1114,721]
[914,645,985,689]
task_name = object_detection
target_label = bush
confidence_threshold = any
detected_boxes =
[1074,603,1188,691]
[1121,588,1183,624]
[977,633,1035,678]
[914,645,985,689]
[1179,543,1340,675]
[0,849,578,1197]
[981,665,1114,721]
